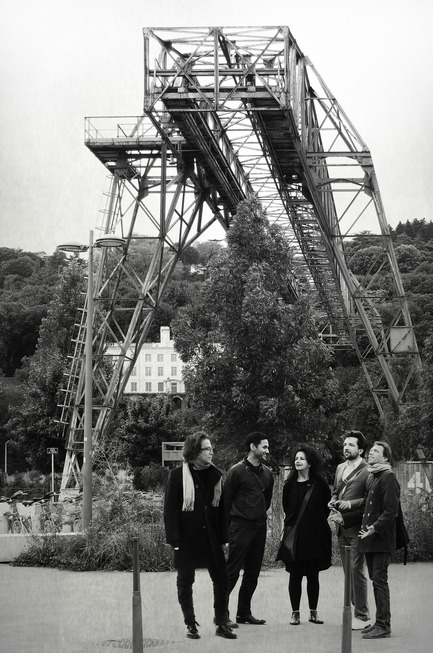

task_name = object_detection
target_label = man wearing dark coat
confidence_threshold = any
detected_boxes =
[358,441,400,640]
[163,431,236,640]
[224,432,274,625]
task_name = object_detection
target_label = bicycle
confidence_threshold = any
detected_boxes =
[60,493,83,532]
[37,492,63,533]
[1,491,33,533]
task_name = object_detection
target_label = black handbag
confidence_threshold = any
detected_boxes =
[276,482,315,564]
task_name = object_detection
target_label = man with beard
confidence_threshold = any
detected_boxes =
[224,432,274,626]
[329,430,371,630]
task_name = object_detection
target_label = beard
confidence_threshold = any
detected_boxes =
[343,451,358,460]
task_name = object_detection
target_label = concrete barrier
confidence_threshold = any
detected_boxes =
[0,533,80,563]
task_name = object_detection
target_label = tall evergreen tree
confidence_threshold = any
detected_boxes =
[173,198,340,466]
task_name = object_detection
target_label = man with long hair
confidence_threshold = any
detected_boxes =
[164,431,236,640]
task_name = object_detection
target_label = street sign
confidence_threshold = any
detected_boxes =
[47,448,58,454]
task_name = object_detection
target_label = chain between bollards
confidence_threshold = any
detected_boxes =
[341,545,352,653]
[132,536,144,653]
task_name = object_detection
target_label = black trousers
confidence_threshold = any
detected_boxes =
[365,552,391,632]
[288,559,321,611]
[226,519,267,617]
[176,562,229,626]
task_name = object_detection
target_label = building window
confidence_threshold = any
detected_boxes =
[171,382,178,393]
[145,382,152,392]
[157,382,164,392]
[171,367,177,376]
[171,353,177,362]
[145,353,151,362]
[157,353,164,362]
[145,367,151,376]
[130,382,137,392]
[158,367,164,376]
[131,366,137,376]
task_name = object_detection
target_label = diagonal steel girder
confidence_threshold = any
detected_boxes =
[140,25,421,413]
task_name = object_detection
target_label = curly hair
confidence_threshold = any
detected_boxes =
[285,443,325,484]
[182,431,210,463]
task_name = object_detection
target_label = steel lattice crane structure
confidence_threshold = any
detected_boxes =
[59,26,420,490]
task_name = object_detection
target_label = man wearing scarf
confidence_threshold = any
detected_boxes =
[164,431,236,641]
[358,441,400,640]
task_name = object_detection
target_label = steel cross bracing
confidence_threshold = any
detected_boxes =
[59,26,420,489]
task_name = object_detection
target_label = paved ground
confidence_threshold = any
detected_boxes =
[0,562,432,653]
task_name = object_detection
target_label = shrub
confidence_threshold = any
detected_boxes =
[133,464,169,492]
[15,473,432,573]
[13,483,172,572]
[392,491,433,563]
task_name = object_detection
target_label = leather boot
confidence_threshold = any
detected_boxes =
[290,611,300,625]
[309,610,324,624]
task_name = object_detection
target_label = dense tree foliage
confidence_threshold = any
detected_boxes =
[2,216,433,475]
[102,394,196,470]
[0,249,68,376]
[4,261,84,472]
[172,198,342,467]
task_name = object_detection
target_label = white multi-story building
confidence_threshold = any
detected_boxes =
[107,326,185,395]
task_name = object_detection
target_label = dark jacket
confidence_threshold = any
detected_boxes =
[358,469,400,554]
[224,458,274,524]
[164,463,229,570]
[282,476,332,571]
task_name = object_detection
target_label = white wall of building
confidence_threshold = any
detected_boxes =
[107,326,185,395]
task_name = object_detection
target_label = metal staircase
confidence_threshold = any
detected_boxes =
[59,26,421,489]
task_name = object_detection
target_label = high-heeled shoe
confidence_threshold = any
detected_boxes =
[290,611,300,625]
[309,610,324,624]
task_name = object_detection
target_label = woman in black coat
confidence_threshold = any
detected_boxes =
[280,444,332,626]
[164,431,236,641]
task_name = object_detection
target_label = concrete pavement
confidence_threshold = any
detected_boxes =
[0,562,431,653]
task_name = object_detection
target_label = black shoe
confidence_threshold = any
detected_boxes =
[290,611,300,625]
[227,619,239,629]
[309,610,324,624]
[236,614,266,625]
[216,624,237,639]
[186,622,200,639]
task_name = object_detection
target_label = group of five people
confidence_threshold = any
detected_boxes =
[163,430,400,641]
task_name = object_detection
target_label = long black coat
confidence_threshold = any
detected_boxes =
[164,463,229,570]
[281,476,332,572]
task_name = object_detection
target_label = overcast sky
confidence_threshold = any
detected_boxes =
[1,0,433,255]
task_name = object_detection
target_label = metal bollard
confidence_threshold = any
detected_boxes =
[341,545,352,653]
[132,536,144,653]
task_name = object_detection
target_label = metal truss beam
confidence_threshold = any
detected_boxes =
[60,132,236,489]
[60,25,421,488]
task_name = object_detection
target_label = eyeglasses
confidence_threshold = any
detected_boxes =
[200,446,213,452]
